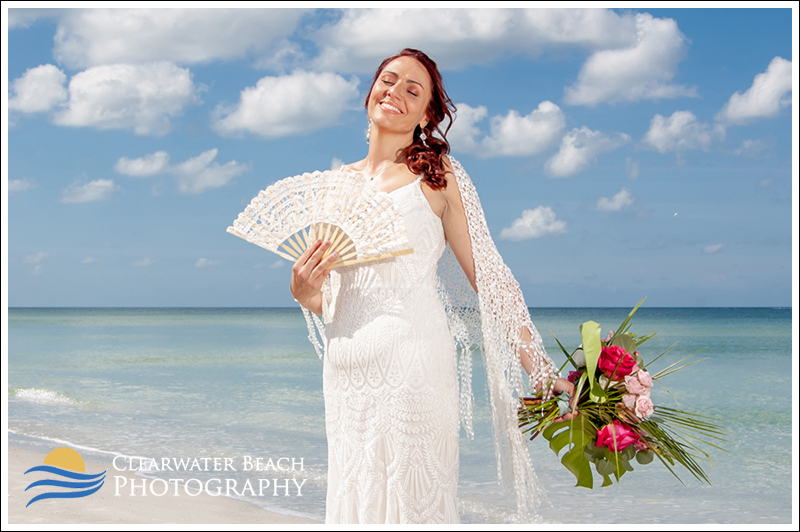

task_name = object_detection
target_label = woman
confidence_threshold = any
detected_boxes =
[291,49,576,524]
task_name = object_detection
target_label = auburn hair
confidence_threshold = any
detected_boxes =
[365,49,456,190]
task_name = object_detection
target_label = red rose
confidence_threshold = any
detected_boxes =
[595,420,641,452]
[597,345,637,380]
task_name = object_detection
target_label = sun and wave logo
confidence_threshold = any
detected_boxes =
[24,447,106,507]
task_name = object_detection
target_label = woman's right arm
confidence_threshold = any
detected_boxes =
[290,240,338,315]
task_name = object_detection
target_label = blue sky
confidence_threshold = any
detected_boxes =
[4,6,796,307]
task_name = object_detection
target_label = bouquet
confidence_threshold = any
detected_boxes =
[519,298,729,488]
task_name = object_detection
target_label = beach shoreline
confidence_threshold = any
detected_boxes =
[6,445,322,525]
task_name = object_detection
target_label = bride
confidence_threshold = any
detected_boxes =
[290,49,576,524]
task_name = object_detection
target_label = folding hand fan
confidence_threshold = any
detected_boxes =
[227,168,414,269]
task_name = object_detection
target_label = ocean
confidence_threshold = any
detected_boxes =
[7,307,793,524]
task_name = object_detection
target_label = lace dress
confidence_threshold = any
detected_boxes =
[300,157,561,522]
[321,176,460,524]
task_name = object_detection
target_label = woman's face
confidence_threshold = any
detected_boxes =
[367,56,432,136]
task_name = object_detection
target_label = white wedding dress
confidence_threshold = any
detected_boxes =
[321,176,461,524]
[301,157,560,523]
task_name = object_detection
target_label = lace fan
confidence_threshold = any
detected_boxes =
[227,168,414,269]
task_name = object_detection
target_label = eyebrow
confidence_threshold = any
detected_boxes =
[383,70,425,90]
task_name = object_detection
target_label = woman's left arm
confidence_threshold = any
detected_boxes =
[438,158,577,419]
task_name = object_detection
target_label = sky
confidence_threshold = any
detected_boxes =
[3,5,797,308]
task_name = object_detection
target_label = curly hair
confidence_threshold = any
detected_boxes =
[365,49,457,190]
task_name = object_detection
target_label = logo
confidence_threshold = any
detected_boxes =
[24,447,106,507]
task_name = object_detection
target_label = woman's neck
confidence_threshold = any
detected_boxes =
[360,128,413,175]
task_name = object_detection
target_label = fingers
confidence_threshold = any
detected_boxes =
[294,240,326,269]
[294,240,337,282]
[312,248,339,277]
[296,238,320,264]
[297,239,324,266]
[308,240,331,268]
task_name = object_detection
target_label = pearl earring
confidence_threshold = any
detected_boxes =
[366,118,372,144]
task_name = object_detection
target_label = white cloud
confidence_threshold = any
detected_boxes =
[213,71,360,138]
[114,149,248,193]
[483,102,567,157]
[499,206,567,241]
[133,258,155,267]
[447,103,488,153]
[81,257,100,264]
[450,101,565,157]
[60,179,118,203]
[114,151,170,177]
[704,244,724,254]
[564,13,696,106]
[312,8,635,72]
[9,179,37,192]
[173,149,249,194]
[545,126,631,177]
[52,62,201,136]
[716,57,792,125]
[8,64,68,113]
[330,157,345,170]
[625,158,639,180]
[195,258,221,268]
[643,111,725,154]
[269,260,285,269]
[252,39,305,72]
[24,252,48,263]
[597,188,634,212]
[52,9,307,69]
[8,8,64,29]
[734,139,769,159]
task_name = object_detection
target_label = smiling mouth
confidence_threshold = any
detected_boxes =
[380,101,402,114]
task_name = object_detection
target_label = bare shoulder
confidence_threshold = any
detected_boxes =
[439,156,459,199]
[439,156,465,217]
[419,156,458,219]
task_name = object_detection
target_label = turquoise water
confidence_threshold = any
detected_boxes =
[7,307,793,523]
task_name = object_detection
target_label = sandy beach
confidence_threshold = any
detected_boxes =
[6,446,322,525]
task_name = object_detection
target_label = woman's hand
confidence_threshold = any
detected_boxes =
[551,377,579,422]
[290,240,338,314]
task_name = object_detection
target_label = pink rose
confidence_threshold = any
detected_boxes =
[597,345,637,380]
[622,393,637,410]
[567,370,583,384]
[595,420,641,452]
[637,369,653,388]
[603,330,616,343]
[624,374,648,395]
[635,395,654,419]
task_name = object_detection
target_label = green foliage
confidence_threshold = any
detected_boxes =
[543,416,598,488]
[519,297,730,490]
[580,321,605,403]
